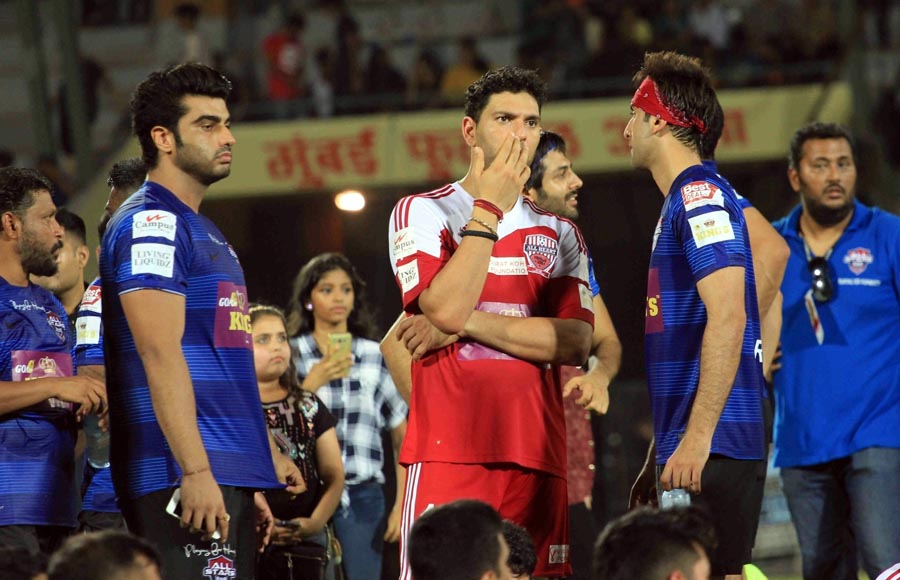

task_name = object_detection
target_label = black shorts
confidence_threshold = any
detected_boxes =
[119,485,256,579]
[0,524,70,555]
[658,455,767,575]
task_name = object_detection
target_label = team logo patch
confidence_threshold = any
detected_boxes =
[688,210,734,248]
[131,243,175,277]
[549,544,570,564]
[680,181,724,210]
[397,260,420,294]
[523,234,558,278]
[76,317,101,346]
[203,555,237,579]
[132,210,177,241]
[843,247,873,275]
[392,227,417,261]
[47,311,67,342]
[79,284,102,313]
[214,282,251,348]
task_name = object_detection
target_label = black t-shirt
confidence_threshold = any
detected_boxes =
[262,390,337,519]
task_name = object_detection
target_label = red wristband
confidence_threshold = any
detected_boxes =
[473,199,503,222]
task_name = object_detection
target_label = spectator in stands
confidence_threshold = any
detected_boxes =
[365,45,406,112]
[407,500,514,580]
[593,507,716,580]
[47,530,162,580]
[406,49,444,110]
[334,15,368,114]
[57,55,111,158]
[441,37,489,105]
[174,3,210,65]
[263,13,308,119]
[688,0,732,52]
[310,47,337,118]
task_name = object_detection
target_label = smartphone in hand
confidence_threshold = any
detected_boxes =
[328,332,352,378]
[166,487,222,540]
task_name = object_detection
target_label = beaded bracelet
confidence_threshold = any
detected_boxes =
[460,229,498,242]
[468,216,498,237]
[473,199,504,222]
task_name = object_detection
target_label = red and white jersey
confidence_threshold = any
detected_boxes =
[388,182,594,478]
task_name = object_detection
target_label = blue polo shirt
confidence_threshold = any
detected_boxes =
[646,164,766,464]
[99,181,279,499]
[772,201,900,467]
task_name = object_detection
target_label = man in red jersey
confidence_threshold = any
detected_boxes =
[388,66,594,579]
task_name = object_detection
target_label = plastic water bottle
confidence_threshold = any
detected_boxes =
[83,415,110,469]
[659,488,691,510]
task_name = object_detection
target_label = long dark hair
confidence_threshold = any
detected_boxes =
[249,303,303,397]
[286,253,378,340]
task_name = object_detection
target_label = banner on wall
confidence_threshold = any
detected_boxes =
[93,83,851,201]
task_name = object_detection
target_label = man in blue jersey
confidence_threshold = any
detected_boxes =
[0,167,105,554]
[74,157,147,532]
[31,209,90,334]
[625,52,767,579]
[100,63,299,578]
[771,122,900,579]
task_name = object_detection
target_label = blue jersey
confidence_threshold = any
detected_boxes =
[73,276,117,513]
[0,280,77,526]
[772,201,900,467]
[99,181,279,499]
[645,165,766,464]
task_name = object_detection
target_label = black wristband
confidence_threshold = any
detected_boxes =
[459,229,498,242]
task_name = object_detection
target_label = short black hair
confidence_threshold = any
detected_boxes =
[48,530,162,580]
[526,131,568,191]
[0,546,47,580]
[107,157,148,193]
[0,167,52,218]
[131,63,232,168]
[408,500,503,580]
[55,208,87,246]
[633,51,719,154]
[699,98,724,161]
[594,507,716,580]
[464,66,546,122]
[174,2,200,20]
[788,122,856,169]
[503,520,536,577]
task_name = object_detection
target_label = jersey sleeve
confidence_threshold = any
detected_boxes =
[388,196,453,311]
[107,208,192,296]
[545,222,594,326]
[671,179,748,283]
[74,280,104,368]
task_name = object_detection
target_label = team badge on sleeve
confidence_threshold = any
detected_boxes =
[131,243,175,277]
[681,181,724,210]
[76,317,101,346]
[397,260,420,294]
[688,211,734,248]
[392,227,417,262]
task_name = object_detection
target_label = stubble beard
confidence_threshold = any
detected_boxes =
[802,185,854,227]
[21,231,59,278]
[174,143,230,187]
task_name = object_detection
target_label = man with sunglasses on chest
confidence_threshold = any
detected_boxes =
[771,122,900,580]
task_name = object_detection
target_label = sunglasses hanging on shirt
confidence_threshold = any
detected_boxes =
[801,237,834,303]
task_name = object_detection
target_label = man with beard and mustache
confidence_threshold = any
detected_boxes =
[0,167,105,555]
[770,122,900,579]
[31,209,90,334]
[388,67,593,579]
[99,63,301,579]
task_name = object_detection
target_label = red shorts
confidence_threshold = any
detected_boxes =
[399,462,571,579]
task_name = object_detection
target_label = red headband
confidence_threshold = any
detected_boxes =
[631,76,707,134]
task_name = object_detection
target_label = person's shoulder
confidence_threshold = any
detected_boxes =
[397,183,458,211]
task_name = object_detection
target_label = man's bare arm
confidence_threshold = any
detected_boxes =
[744,206,789,320]
[121,289,229,541]
[380,314,413,404]
[462,311,592,366]
[563,294,622,413]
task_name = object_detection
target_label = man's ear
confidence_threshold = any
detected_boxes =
[523,186,538,202]
[76,244,90,269]
[787,166,801,193]
[650,116,668,136]
[151,125,177,158]
[462,116,477,148]
[1,211,19,239]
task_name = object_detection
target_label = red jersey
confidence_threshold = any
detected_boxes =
[389,182,594,478]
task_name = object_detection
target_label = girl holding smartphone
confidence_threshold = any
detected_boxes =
[287,253,408,580]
